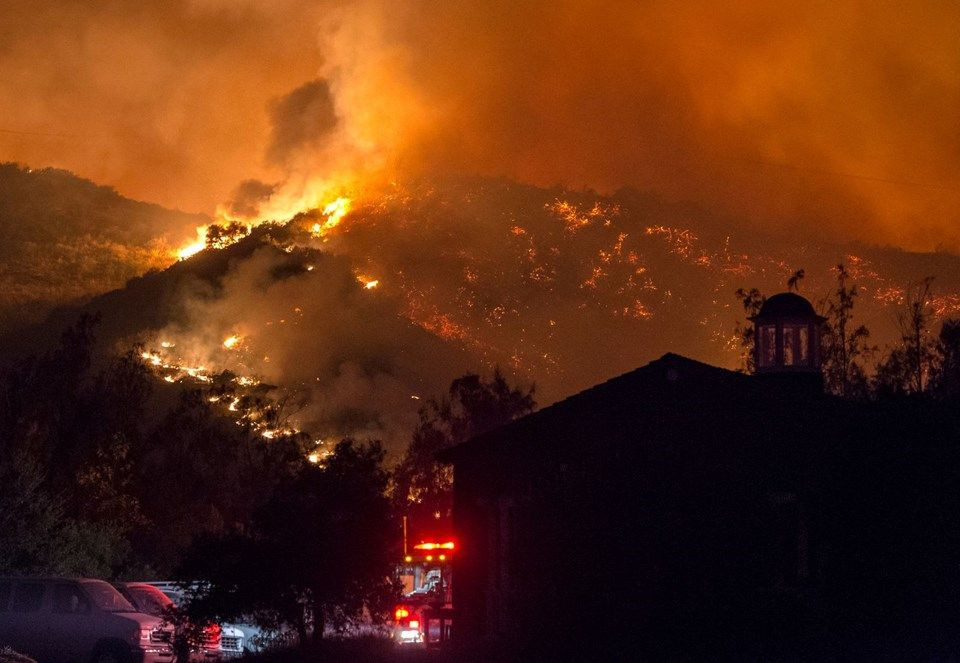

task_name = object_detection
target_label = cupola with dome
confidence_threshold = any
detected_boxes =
[749,292,826,375]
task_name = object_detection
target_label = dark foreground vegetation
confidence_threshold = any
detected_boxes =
[0,312,533,646]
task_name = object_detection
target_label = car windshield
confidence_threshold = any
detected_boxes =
[162,589,186,606]
[82,581,136,613]
[127,586,174,616]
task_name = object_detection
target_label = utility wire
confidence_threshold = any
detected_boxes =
[731,156,960,193]
[0,127,77,138]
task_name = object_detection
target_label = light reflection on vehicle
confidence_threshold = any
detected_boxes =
[392,541,454,647]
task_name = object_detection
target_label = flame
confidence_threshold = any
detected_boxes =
[309,196,353,238]
[137,338,303,441]
[176,226,208,260]
[141,351,163,366]
[206,177,359,249]
[323,197,351,225]
[362,278,380,289]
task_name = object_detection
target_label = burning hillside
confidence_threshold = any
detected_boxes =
[316,179,960,390]
[4,175,960,458]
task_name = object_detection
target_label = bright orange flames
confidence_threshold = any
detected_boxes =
[310,196,353,238]
[176,227,208,260]
[175,191,354,261]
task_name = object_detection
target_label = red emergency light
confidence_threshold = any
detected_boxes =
[412,541,455,551]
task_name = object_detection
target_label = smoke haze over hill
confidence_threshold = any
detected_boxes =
[1,1,960,251]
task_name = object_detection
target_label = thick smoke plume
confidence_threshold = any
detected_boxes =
[2,1,960,250]
[266,79,338,167]
[136,235,472,458]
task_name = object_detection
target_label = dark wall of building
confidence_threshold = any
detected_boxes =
[446,358,960,659]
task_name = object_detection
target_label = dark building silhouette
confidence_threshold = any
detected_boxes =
[440,293,960,659]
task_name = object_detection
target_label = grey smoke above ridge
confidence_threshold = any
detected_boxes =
[266,79,339,167]
[2,1,960,253]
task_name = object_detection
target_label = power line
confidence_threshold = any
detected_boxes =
[731,156,960,193]
[0,127,77,139]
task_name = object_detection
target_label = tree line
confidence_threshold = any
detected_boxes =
[0,317,534,645]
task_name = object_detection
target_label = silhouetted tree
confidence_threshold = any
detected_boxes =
[0,313,310,578]
[391,369,535,529]
[820,264,872,398]
[733,288,765,372]
[205,222,250,249]
[0,315,134,575]
[180,440,398,644]
[875,277,937,395]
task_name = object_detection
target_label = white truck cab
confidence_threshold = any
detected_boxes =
[0,578,173,663]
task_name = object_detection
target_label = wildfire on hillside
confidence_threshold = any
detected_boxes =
[142,178,960,462]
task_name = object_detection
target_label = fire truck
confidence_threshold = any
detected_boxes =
[392,519,454,646]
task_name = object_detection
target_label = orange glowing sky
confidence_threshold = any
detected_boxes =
[2,0,960,252]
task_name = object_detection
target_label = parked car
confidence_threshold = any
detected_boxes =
[114,583,226,661]
[0,577,172,663]
[140,585,246,658]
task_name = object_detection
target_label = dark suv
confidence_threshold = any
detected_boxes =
[0,577,173,663]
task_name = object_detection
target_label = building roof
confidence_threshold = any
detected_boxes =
[438,353,830,464]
